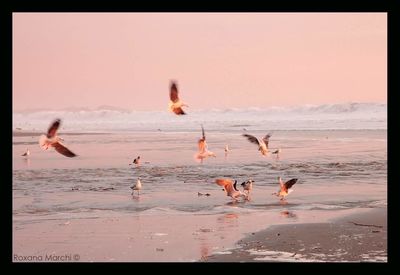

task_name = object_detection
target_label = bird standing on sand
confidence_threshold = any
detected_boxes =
[272,177,298,201]
[241,179,254,199]
[215,178,248,201]
[21,148,30,157]
[271,148,281,159]
[195,125,216,162]
[224,144,230,156]
[242,133,272,156]
[272,148,281,155]
[39,119,77,158]
[131,178,142,195]
[169,81,188,115]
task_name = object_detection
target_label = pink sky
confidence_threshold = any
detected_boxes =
[13,13,387,111]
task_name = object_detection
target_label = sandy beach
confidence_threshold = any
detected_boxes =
[12,207,386,262]
[206,208,387,262]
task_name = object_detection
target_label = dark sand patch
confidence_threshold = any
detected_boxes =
[205,208,387,262]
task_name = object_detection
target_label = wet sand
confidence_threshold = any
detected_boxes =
[205,208,387,262]
[12,207,386,262]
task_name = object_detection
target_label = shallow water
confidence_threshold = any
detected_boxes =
[12,107,387,261]
[13,129,386,220]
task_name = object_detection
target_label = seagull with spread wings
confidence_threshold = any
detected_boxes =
[215,178,248,201]
[39,118,77,158]
[168,81,188,115]
[242,133,272,156]
[272,177,298,201]
[195,125,216,161]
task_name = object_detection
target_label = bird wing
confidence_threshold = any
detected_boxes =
[22,152,27,156]
[201,125,205,140]
[170,82,179,103]
[173,107,186,115]
[233,181,239,191]
[47,119,61,138]
[284,178,298,190]
[216,179,236,195]
[224,182,236,195]
[53,142,77,157]
[262,134,272,148]
[243,134,260,146]
[216,178,233,187]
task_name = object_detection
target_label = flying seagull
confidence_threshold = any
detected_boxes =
[272,177,298,201]
[39,119,77,158]
[131,178,142,195]
[195,125,216,161]
[215,178,248,201]
[21,148,30,157]
[242,133,272,156]
[169,81,188,115]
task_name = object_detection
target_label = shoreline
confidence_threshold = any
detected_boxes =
[205,208,387,262]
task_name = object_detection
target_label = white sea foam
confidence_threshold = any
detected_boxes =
[13,102,387,132]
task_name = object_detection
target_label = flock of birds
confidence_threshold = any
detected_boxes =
[20,80,297,202]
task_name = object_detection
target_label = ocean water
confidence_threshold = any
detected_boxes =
[13,102,386,132]
[12,102,387,261]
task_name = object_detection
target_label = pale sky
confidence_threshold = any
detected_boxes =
[13,13,387,111]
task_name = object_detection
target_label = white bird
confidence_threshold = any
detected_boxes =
[21,148,30,157]
[131,178,142,195]
[243,134,271,156]
[168,81,188,115]
[195,125,216,161]
[39,119,77,158]
[224,144,230,152]
[241,179,254,198]
[215,178,248,201]
[242,133,272,156]
[224,144,230,156]
[273,177,298,201]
